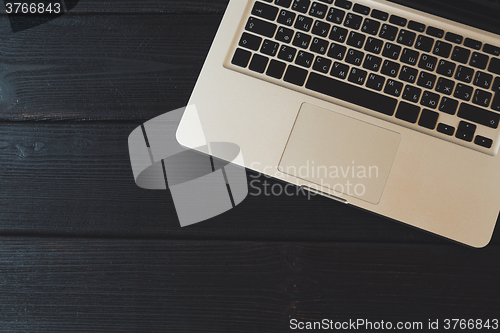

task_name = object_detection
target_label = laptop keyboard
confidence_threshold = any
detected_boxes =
[226,0,500,155]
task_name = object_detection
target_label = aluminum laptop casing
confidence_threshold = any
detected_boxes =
[177,0,500,247]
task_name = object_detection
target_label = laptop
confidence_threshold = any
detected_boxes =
[176,0,500,247]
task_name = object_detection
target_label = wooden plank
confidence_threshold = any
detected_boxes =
[0,239,498,331]
[0,0,229,15]
[0,123,498,244]
[0,12,223,121]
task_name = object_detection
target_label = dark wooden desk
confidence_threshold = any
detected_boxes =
[0,1,499,331]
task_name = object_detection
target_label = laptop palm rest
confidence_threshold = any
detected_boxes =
[278,103,401,205]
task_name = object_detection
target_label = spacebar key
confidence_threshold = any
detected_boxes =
[305,72,398,116]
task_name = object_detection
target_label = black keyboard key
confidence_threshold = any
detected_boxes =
[313,56,332,73]
[326,8,345,24]
[278,45,297,62]
[334,0,352,10]
[344,13,363,30]
[396,101,420,123]
[348,67,368,85]
[455,65,474,84]
[408,21,425,33]
[418,109,439,129]
[399,66,418,83]
[261,39,280,56]
[312,20,331,37]
[327,42,347,60]
[417,71,436,90]
[239,33,263,51]
[295,50,315,67]
[420,90,440,109]
[276,26,294,43]
[310,37,329,54]
[347,31,366,48]
[345,48,364,66]
[473,71,493,90]
[295,15,313,31]
[454,83,473,101]
[435,77,455,95]
[249,54,270,73]
[266,59,287,79]
[400,48,419,66]
[379,24,398,41]
[445,32,463,44]
[397,29,416,47]
[361,19,381,36]
[384,79,403,97]
[275,0,293,8]
[329,25,348,43]
[252,1,279,21]
[389,15,407,27]
[292,0,311,13]
[488,58,500,75]
[464,38,482,50]
[483,44,500,57]
[306,72,398,115]
[371,9,388,21]
[402,85,422,103]
[363,54,382,72]
[491,93,500,112]
[437,123,455,136]
[232,48,252,68]
[458,121,476,138]
[436,59,456,77]
[418,54,437,72]
[330,61,349,79]
[459,121,476,132]
[246,17,277,38]
[366,73,385,91]
[381,60,400,77]
[382,43,401,60]
[475,136,493,149]
[309,2,328,18]
[455,121,477,142]
[451,46,471,64]
[353,4,370,15]
[458,103,500,128]
[470,52,489,70]
[415,35,434,52]
[277,9,297,26]
[427,26,444,38]
[433,41,452,58]
[473,89,492,107]
[284,65,308,85]
[364,37,383,54]
[492,77,500,92]
[439,97,459,115]
[292,32,312,48]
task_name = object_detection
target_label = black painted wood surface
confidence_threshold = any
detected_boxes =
[0,1,499,331]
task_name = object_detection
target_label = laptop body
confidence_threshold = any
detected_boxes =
[177,0,500,247]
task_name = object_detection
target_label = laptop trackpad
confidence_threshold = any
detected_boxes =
[279,103,401,204]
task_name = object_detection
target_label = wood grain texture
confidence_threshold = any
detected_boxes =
[0,1,498,330]
[0,0,227,121]
[2,122,498,244]
[0,239,498,332]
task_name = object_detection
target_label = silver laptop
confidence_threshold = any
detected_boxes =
[176,0,500,247]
